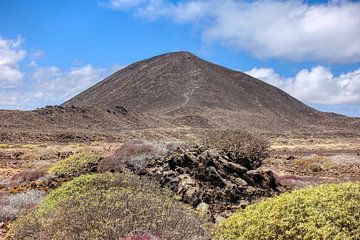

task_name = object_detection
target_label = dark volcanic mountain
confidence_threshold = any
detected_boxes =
[63,52,317,118]
[63,51,326,130]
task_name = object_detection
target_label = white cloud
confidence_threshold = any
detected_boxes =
[30,49,44,59]
[106,0,360,63]
[0,36,117,109]
[0,64,111,110]
[245,66,360,105]
[0,36,26,87]
[245,68,284,88]
[31,64,109,101]
[0,90,42,110]
[104,0,146,9]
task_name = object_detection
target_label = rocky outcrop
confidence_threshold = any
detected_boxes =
[127,146,284,220]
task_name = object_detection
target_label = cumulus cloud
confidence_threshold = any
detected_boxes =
[0,36,114,110]
[0,36,26,87]
[105,0,360,63]
[245,66,360,105]
[0,64,110,110]
[31,64,109,102]
[104,0,146,9]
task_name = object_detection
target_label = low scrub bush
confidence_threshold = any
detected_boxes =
[203,130,269,169]
[215,182,360,240]
[98,139,168,173]
[48,152,101,178]
[203,130,269,158]
[10,169,46,184]
[9,173,209,240]
[0,190,46,222]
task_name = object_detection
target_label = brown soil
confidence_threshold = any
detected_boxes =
[264,138,360,188]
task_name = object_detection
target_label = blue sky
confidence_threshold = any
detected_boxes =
[0,0,360,117]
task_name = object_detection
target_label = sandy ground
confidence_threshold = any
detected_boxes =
[265,136,360,187]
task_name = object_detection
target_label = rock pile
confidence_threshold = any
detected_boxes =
[128,146,284,220]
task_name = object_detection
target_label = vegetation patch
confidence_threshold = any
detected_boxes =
[98,139,168,173]
[215,183,360,240]
[203,130,269,168]
[10,169,46,185]
[48,152,101,178]
[0,190,46,222]
[9,173,209,240]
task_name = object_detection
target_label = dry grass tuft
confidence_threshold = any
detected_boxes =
[98,139,168,173]
[10,169,46,184]
[202,130,269,168]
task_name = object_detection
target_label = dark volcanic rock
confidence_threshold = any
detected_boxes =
[126,145,284,220]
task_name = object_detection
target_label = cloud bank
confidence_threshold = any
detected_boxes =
[0,36,26,88]
[0,36,111,110]
[106,0,360,63]
[245,66,360,105]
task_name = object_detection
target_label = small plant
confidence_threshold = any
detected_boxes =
[98,139,168,173]
[9,173,210,240]
[215,182,360,240]
[10,169,46,184]
[48,152,101,178]
[292,156,334,174]
[203,130,269,168]
[0,190,46,222]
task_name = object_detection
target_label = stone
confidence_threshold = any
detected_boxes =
[246,169,277,189]
[238,200,249,208]
[196,202,211,219]
[183,186,200,206]
[182,153,196,167]
[284,155,295,160]
[245,186,257,194]
[230,177,248,187]
[178,174,196,188]
[207,166,226,187]
[220,158,248,175]
[215,215,226,224]
[206,149,220,159]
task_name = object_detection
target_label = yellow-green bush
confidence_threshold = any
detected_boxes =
[48,152,101,177]
[9,173,209,240]
[215,183,360,240]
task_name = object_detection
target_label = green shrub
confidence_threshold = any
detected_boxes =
[215,183,360,240]
[9,173,209,240]
[48,152,101,178]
